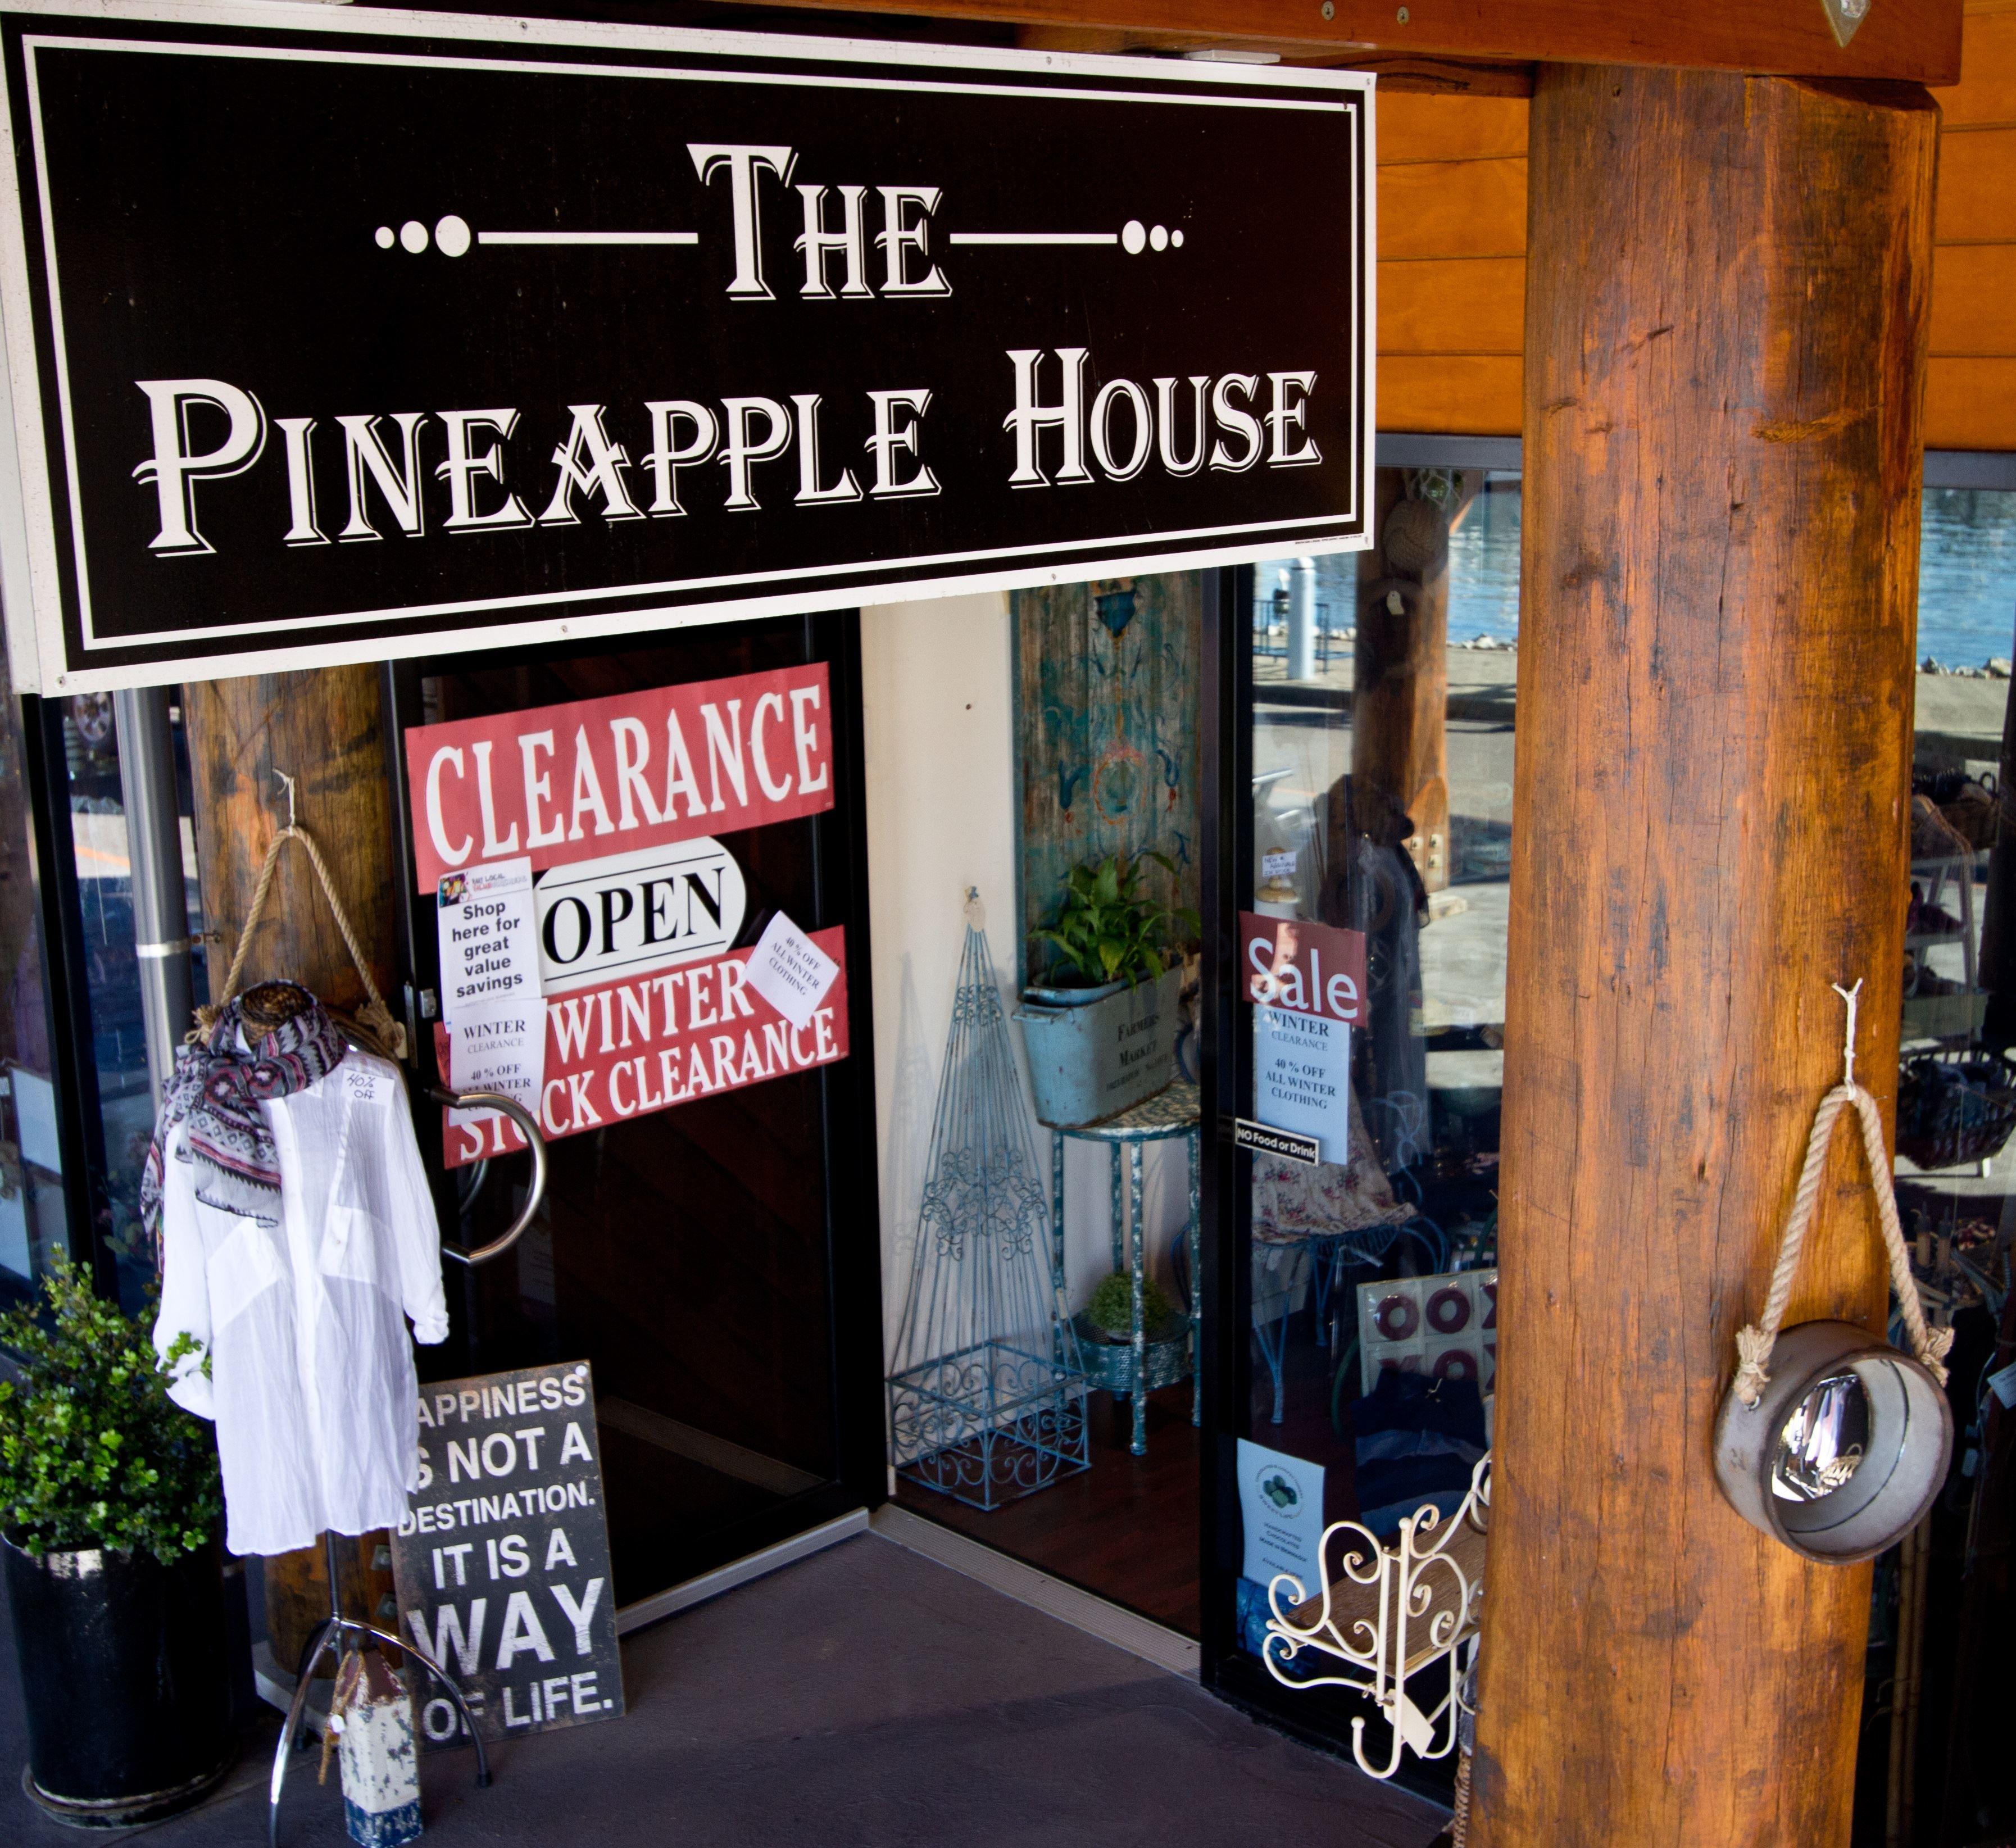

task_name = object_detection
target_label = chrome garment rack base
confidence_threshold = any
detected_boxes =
[268,1529,491,1848]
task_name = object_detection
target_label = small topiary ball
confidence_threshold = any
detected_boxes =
[1085,1270,1174,1339]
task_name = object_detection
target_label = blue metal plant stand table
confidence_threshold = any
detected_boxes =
[1049,1080,1201,1456]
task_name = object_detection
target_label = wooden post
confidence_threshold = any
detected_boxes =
[183,665,399,1666]
[184,666,396,1018]
[1470,67,1935,1847]
[1352,467,1479,893]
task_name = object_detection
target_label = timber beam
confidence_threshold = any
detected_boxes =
[707,0,1960,84]
[1472,63,1936,1847]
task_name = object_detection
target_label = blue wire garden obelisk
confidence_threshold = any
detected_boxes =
[887,894,1089,1509]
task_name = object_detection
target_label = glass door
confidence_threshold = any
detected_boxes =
[1203,498,1514,1787]
[383,611,883,1610]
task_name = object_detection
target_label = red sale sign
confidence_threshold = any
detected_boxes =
[1238,912,1367,1022]
[405,665,836,891]
[438,927,848,1168]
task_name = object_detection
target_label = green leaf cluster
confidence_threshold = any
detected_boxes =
[1084,1269,1176,1340]
[1030,851,1200,990]
[0,1255,221,1564]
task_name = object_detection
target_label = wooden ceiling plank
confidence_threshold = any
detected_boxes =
[1378,253,1525,354]
[1938,8,2016,121]
[1929,242,2016,351]
[1926,355,2016,449]
[1379,155,1527,259]
[1378,90,1530,161]
[1932,128,2016,240]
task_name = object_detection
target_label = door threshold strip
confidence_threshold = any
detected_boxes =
[616,1507,870,1635]
[598,1395,824,1496]
[870,1503,1200,1681]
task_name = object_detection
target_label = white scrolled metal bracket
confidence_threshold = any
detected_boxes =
[426,1087,549,1265]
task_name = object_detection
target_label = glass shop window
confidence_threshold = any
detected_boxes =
[58,693,207,1310]
[0,667,65,1305]
[1865,483,2016,1845]
[1236,466,1512,1687]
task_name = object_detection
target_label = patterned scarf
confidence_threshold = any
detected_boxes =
[140,986,348,1259]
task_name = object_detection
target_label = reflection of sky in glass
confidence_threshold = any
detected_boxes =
[1441,483,2016,664]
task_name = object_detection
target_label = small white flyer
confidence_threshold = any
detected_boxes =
[437,857,539,1024]
[1238,1438,1327,1595]
[1254,1006,1352,1164]
[446,1001,544,1135]
[744,912,839,1030]
[1261,849,1298,879]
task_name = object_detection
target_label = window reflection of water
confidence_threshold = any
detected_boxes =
[1918,489,2016,668]
[1438,483,2016,667]
[1447,479,1522,646]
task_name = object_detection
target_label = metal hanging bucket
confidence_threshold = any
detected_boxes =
[1712,982,1956,1565]
[1713,1319,1951,1564]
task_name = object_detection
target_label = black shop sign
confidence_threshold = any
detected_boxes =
[391,1361,625,1748]
[0,0,1372,691]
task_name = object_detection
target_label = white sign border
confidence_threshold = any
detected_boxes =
[0,0,1376,693]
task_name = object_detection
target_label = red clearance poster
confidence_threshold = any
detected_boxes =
[404,664,836,891]
[436,927,848,1168]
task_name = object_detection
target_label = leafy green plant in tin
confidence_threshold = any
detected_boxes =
[1030,851,1199,990]
[0,1255,221,1563]
[1084,1270,1177,1342]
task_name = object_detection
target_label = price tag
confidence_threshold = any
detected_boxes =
[343,1063,390,1107]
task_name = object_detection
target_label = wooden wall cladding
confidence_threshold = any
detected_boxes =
[1375,4,2016,450]
[1374,92,1527,436]
[1926,2,2016,450]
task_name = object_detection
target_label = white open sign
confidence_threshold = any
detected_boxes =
[533,838,747,996]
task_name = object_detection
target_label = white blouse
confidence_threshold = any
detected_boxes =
[152,1051,448,1558]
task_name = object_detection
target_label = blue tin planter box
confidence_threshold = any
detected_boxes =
[1016,968,1182,1127]
[1071,1313,1194,1395]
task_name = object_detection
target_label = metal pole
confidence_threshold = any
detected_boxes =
[1287,556,1317,681]
[113,687,192,1102]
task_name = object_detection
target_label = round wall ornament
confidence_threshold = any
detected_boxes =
[1712,980,1954,1564]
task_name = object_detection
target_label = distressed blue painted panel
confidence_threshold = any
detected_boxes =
[1012,575,1201,987]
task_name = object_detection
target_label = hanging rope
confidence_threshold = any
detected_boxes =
[1730,979,1953,1409]
[192,822,407,1061]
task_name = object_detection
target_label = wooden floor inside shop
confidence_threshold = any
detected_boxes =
[894,1382,1202,1637]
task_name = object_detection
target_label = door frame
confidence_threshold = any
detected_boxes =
[1195,564,1449,1801]
[378,608,889,1592]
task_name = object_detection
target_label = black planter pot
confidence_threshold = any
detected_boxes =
[3,1533,235,1827]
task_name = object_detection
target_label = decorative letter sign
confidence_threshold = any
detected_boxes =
[392,1363,624,1749]
[0,1,1373,692]
[412,673,848,1166]
[405,664,833,890]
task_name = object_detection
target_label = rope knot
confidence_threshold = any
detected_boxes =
[1731,1325,1774,1409]
[1733,979,1953,1409]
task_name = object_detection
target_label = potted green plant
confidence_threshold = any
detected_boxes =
[1,1255,234,1825]
[1070,1271,1194,1395]
[1019,852,1197,1125]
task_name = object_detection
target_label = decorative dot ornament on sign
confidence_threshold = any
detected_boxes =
[377,214,1181,257]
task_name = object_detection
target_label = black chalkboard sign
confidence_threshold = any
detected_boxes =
[391,1361,625,1749]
